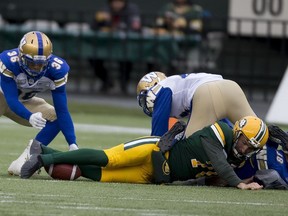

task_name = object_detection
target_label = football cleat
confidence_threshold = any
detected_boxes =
[8,139,42,176]
[29,139,43,155]
[7,140,33,176]
[157,120,186,153]
[21,154,43,179]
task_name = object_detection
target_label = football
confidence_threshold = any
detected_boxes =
[44,164,82,180]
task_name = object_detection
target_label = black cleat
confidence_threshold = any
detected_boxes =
[268,125,288,151]
[158,120,186,153]
[20,155,43,179]
[29,139,43,155]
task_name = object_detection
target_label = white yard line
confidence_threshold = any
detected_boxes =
[0,118,150,135]
[0,191,286,208]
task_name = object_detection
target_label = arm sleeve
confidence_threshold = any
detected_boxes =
[0,74,32,120]
[201,136,242,186]
[151,88,172,136]
[51,85,76,145]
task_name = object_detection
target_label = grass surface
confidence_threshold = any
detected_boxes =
[0,103,288,216]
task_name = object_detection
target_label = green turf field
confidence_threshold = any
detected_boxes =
[0,103,287,216]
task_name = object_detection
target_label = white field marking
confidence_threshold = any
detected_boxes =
[0,199,177,216]
[0,190,286,207]
[0,118,150,135]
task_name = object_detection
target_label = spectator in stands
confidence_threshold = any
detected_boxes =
[155,0,204,36]
[153,0,206,73]
[90,0,141,93]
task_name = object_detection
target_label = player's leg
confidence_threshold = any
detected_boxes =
[40,138,158,169]
[6,97,58,175]
[21,148,109,179]
[219,80,256,122]
[1,92,32,176]
[44,164,153,183]
[46,138,157,183]
[77,139,156,183]
[40,149,108,167]
[21,137,159,179]
[35,121,60,145]
[22,144,104,181]
[77,165,102,181]
[184,82,221,137]
[103,137,159,168]
[100,165,153,183]
[184,80,256,138]
[23,97,57,121]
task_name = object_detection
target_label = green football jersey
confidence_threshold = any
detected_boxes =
[168,121,242,186]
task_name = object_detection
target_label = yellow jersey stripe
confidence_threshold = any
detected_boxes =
[210,123,226,147]
[2,70,14,78]
[54,74,68,88]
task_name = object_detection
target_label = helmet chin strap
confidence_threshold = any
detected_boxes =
[233,138,260,161]
[232,138,247,160]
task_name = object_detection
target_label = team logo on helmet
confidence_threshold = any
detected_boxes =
[136,72,167,117]
[18,31,53,79]
[232,116,269,160]
[238,118,247,128]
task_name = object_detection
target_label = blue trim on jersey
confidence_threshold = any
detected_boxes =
[36,31,43,55]
[51,85,76,144]
[151,88,173,136]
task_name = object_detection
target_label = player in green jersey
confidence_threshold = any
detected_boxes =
[21,116,268,190]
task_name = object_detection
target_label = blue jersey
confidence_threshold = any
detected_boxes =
[234,140,288,184]
[0,48,76,144]
[150,73,223,136]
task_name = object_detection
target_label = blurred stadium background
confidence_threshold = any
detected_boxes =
[0,0,287,109]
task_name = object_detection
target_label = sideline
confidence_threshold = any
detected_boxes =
[0,118,150,135]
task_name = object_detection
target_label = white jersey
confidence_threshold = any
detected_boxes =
[152,73,223,118]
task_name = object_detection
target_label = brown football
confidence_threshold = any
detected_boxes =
[44,164,81,180]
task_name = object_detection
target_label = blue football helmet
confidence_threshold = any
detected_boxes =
[18,31,53,79]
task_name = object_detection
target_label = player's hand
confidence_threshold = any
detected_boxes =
[29,112,46,130]
[69,144,79,151]
[237,182,263,190]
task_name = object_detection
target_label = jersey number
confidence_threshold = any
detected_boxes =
[7,51,19,63]
[51,58,63,70]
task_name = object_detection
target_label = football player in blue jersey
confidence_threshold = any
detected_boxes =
[136,72,256,137]
[234,126,288,188]
[0,31,78,175]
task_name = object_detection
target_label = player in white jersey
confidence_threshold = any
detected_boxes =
[0,31,78,175]
[137,72,256,137]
